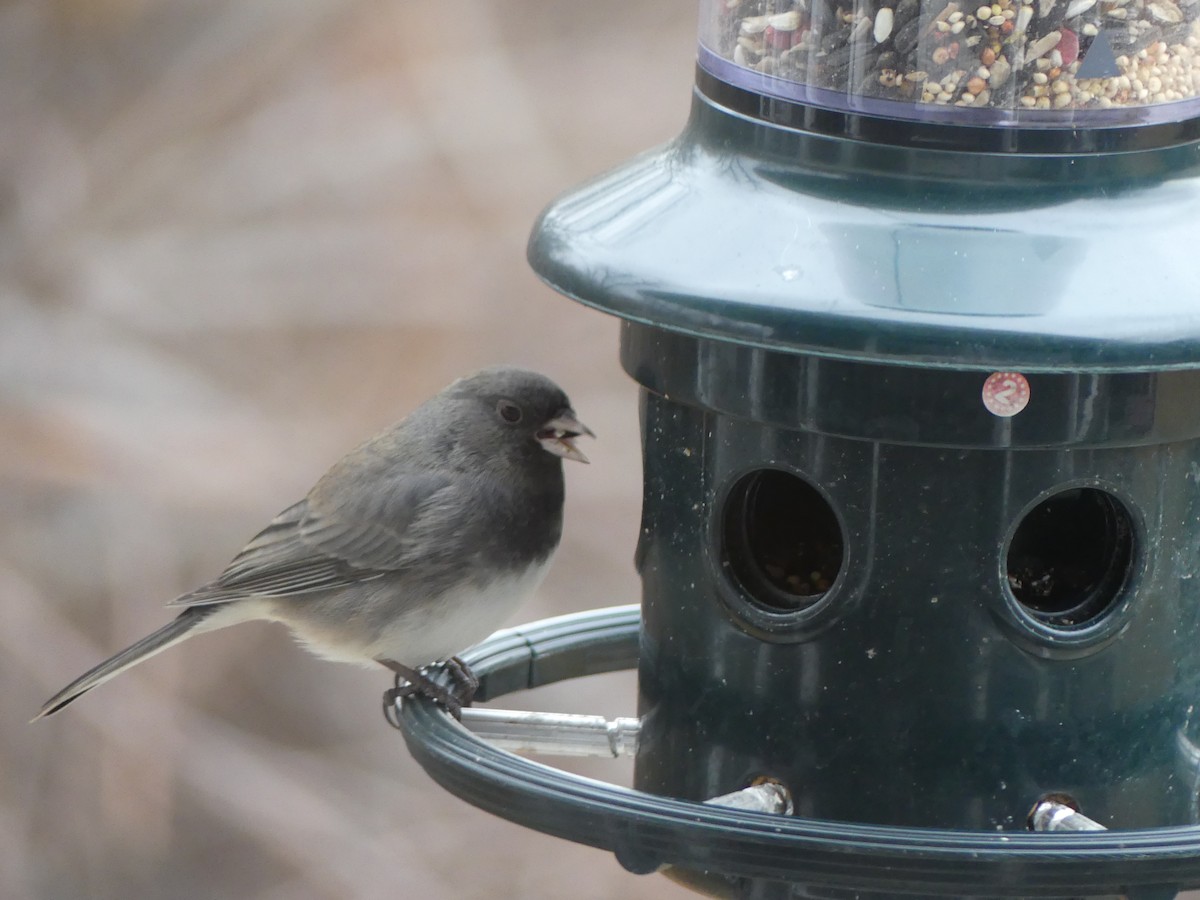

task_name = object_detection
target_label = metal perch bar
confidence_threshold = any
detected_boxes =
[457,708,641,758]
[704,781,794,816]
[1030,799,1107,833]
[458,706,790,817]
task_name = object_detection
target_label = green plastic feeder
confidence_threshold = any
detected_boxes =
[397,1,1200,896]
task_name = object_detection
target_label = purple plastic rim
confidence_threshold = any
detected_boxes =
[698,44,1200,129]
[696,44,1200,152]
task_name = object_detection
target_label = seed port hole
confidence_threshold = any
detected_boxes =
[1005,488,1134,628]
[722,469,845,611]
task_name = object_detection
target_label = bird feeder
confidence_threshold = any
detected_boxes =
[397,0,1200,896]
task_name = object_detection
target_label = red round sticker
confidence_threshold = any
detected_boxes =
[982,372,1030,417]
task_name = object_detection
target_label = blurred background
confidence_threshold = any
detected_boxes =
[2,1,697,897]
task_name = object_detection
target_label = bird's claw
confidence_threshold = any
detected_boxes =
[442,655,480,706]
[379,656,479,728]
[381,676,419,729]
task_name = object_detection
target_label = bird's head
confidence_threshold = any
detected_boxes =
[448,366,594,465]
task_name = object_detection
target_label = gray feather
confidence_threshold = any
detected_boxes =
[169,474,459,606]
[33,608,215,720]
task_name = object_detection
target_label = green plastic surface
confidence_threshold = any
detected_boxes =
[529,90,1200,372]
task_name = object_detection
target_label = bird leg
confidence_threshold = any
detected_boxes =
[442,655,480,705]
[380,660,459,725]
[378,657,479,726]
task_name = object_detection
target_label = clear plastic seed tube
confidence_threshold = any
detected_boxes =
[700,0,1200,125]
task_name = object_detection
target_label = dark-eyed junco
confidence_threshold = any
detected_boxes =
[34,366,592,722]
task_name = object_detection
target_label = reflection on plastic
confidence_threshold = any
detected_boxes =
[834,224,1083,315]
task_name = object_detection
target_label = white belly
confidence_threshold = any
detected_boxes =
[287,558,554,668]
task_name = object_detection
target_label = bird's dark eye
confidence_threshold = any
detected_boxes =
[497,400,523,423]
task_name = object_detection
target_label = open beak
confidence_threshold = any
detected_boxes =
[537,411,595,464]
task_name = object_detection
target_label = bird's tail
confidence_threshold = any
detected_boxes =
[33,605,225,721]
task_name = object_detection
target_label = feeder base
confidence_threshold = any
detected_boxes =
[395,606,1200,899]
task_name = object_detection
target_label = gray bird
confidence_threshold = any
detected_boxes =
[34,366,592,721]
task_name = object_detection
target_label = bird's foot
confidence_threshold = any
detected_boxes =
[442,655,480,705]
[379,657,479,728]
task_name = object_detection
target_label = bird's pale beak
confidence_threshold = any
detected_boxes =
[537,412,595,463]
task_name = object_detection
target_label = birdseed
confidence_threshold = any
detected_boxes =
[703,0,1200,114]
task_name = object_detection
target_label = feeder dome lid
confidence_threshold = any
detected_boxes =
[529,86,1200,373]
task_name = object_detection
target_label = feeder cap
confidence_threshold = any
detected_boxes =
[529,94,1200,373]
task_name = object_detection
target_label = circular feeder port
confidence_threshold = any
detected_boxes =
[721,469,845,611]
[1005,488,1134,628]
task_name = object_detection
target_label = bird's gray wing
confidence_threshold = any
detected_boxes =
[169,472,459,607]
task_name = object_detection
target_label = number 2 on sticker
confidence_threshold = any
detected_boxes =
[981,372,1030,418]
